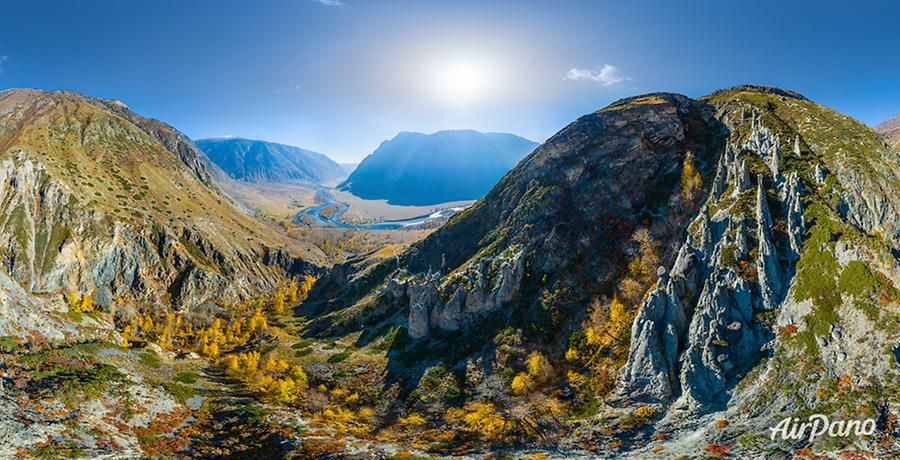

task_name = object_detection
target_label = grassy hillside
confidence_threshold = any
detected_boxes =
[1,90,319,254]
[0,89,324,308]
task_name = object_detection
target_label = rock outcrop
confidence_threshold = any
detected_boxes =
[397,250,525,339]
[677,268,756,408]
[622,99,807,408]
[784,171,805,261]
[743,111,782,179]
[618,87,898,458]
[620,271,688,399]
[755,174,782,311]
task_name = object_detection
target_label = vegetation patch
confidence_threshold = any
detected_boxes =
[153,379,198,403]
[792,206,843,353]
[0,335,18,351]
[599,95,669,113]
[179,237,213,267]
[139,349,162,368]
[174,372,199,384]
[34,362,126,402]
[720,244,739,269]
[327,348,354,364]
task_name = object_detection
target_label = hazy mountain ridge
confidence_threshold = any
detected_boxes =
[196,137,345,184]
[337,129,538,205]
[876,113,900,150]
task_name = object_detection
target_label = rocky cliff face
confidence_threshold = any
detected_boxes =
[308,86,899,457]
[394,249,525,339]
[0,89,322,317]
[618,86,899,455]
[312,92,725,338]
[621,114,801,408]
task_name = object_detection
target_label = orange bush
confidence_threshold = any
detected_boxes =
[703,443,732,458]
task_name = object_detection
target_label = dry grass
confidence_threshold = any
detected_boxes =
[0,90,324,264]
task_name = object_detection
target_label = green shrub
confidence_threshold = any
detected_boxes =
[0,336,18,351]
[139,350,161,368]
[174,372,198,384]
[327,349,353,364]
[155,380,197,403]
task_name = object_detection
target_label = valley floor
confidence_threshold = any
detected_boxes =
[328,190,474,225]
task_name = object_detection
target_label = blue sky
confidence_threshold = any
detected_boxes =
[1,0,898,162]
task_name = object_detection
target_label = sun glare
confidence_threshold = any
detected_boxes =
[429,57,495,107]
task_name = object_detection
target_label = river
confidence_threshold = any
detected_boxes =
[295,190,468,230]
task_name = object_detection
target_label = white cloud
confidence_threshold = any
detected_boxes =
[565,64,629,86]
[0,55,7,75]
[315,0,346,7]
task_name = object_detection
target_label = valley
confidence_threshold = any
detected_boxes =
[0,85,897,459]
[296,189,471,230]
[4,2,899,458]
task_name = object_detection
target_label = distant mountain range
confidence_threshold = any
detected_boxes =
[876,114,900,150]
[195,137,345,184]
[338,129,537,205]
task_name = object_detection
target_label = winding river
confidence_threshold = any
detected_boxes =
[295,190,468,230]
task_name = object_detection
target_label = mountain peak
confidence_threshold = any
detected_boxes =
[195,137,344,184]
[338,129,537,205]
[875,113,900,150]
[704,84,810,101]
[876,113,900,130]
[392,129,505,140]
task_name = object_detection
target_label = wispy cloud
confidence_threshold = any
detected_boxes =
[565,64,629,86]
[275,81,302,95]
[0,55,7,75]
[315,0,346,7]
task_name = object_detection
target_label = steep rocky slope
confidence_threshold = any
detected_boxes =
[303,86,899,457]
[614,87,899,456]
[876,113,900,151]
[338,129,538,205]
[0,89,323,314]
[311,93,722,341]
[195,137,345,184]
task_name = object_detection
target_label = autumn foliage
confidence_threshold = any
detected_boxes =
[222,351,308,404]
[120,275,317,356]
[67,291,97,313]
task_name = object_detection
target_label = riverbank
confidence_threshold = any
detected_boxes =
[296,189,471,230]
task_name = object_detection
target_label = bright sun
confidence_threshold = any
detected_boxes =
[429,57,495,107]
